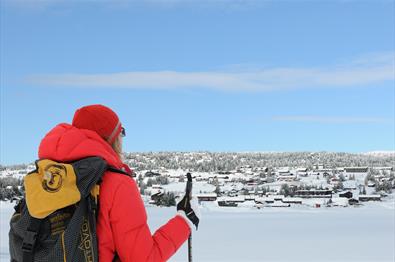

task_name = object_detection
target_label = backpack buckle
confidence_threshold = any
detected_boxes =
[22,230,38,252]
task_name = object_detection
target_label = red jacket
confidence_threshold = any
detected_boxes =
[38,123,190,261]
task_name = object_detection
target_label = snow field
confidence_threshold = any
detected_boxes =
[1,199,394,262]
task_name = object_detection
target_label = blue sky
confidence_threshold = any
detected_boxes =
[1,0,394,165]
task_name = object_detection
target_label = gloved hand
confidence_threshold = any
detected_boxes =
[176,195,200,230]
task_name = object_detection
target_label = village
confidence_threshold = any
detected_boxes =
[1,152,394,210]
[137,164,395,209]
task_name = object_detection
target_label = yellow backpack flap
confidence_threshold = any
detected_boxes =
[24,157,108,219]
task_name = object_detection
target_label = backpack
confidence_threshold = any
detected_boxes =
[9,156,129,262]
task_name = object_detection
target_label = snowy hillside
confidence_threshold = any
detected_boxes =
[363,151,395,158]
[1,152,395,210]
[1,151,395,261]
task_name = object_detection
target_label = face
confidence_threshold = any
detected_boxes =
[118,133,123,151]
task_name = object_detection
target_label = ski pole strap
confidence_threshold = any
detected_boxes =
[22,217,41,262]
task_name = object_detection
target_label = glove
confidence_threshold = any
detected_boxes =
[176,195,200,230]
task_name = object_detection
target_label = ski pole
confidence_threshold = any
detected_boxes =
[185,172,193,262]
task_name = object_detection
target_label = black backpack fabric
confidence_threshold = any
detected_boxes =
[9,156,128,262]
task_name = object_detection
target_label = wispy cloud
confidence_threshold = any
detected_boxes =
[25,51,395,91]
[272,115,393,124]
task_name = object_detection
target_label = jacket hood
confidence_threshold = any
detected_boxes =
[38,123,123,168]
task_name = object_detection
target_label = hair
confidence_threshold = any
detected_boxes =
[111,135,123,160]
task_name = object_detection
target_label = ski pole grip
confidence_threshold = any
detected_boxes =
[186,173,192,196]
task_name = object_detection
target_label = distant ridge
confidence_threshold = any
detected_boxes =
[362,151,395,157]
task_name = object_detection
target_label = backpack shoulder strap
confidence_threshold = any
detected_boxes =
[22,217,41,262]
[107,166,132,177]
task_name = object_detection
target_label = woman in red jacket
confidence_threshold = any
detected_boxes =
[38,104,200,262]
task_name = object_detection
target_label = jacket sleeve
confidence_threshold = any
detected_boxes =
[110,176,190,262]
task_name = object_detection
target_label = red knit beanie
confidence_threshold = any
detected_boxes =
[72,104,122,145]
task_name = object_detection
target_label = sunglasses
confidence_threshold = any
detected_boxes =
[120,127,126,137]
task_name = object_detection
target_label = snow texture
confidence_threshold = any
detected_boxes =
[1,200,394,262]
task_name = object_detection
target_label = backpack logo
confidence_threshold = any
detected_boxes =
[42,164,66,193]
[79,217,94,262]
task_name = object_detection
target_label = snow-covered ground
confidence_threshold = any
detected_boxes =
[1,199,394,262]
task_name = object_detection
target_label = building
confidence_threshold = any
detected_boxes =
[339,191,353,199]
[217,196,245,206]
[358,195,381,201]
[295,190,332,198]
[196,193,217,202]
[145,171,161,177]
[316,168,333,176]
[282,197,303,204]
[373,167,394,172]
[277,172,297,182]
[254,197,274,204]
[343,167,369,177]
[266,203,290,207]
[273,195,285,201]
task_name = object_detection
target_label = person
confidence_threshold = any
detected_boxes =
[38,104,200,261]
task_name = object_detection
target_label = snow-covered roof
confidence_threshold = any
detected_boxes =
[344,167,369,172]
[277,167,290,173]
[359,194,381,198]
[282,197,303,202]
[196,193,217,198]
[296,168,308,172]
[217,196,245,202]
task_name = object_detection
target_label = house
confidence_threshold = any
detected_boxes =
[254,167,268,173]
[196,193,217,202]
[217,174,230,180]
[296,167,308,173]
[228,189,239,197]
[145,171,161,177]
[246,182,259,189]
[296,168,308,177]
[297,172,308,177]
[245,194,256,201]
[277,174,297,182]
[367,182,376,187]
[254,197,274,204]
[339,191,353,199]
[295,189,332,198]
[277,167,290,175]
[343,167,369,176]
[266,203,290,207]
[217,196,245,206]
[316,168,333,176]
[273,195,285,201]
[358,194,381,201]
[282,197,303,204]
[217,201,238,207]
[218,171,232,175]
[372,167,394,172]
[169,173,182,179]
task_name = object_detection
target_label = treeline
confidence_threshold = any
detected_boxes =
[124,152,395,172]
[0,164,30,171]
